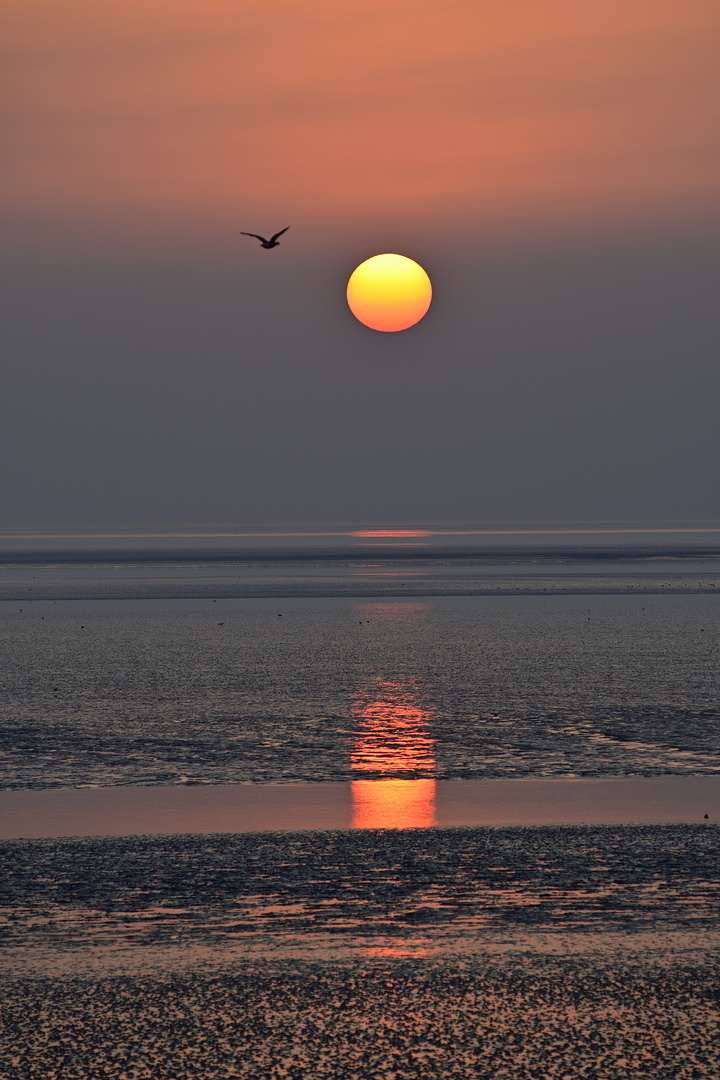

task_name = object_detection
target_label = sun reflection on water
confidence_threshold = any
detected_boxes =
[351,629,437,827]
[351,680,436,778]
[352,778,436,829]
[363,940,431,958]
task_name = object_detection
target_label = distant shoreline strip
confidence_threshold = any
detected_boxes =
[3,544,720,565]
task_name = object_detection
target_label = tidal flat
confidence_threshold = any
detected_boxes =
[3,958,718,1080]
[1,824,718,1078]
[3,593,720,790]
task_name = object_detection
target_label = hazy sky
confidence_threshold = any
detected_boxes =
[2,0,719,527]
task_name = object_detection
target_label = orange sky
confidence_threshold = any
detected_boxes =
[2,0,719,252]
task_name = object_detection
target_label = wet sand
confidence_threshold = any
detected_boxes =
[3,957,718,1079]
[1,824,718,1077]
[2,775,718,839]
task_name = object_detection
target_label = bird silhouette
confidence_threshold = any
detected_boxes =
[240,226,290,249]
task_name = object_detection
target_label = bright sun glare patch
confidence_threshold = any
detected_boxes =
[347,254,432,332]
[352,779,436,829]
[351,529,432,538]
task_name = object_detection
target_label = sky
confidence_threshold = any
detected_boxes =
[2,0,719,528]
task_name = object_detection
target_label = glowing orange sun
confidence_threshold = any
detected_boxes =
[347,254,432,332]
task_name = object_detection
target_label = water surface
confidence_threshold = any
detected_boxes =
[3,593,720,789]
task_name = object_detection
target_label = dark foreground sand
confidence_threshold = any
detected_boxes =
[1,824,718,1078]
[3,957,718,1080]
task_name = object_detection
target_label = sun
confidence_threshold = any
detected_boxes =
[347,254,432,332]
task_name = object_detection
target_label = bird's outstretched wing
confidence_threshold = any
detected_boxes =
[240,232,268,242]
[270,226,290,243]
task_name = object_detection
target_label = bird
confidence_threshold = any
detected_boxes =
[240,226,289,249]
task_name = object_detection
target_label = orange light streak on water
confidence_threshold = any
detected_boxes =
[352,778,436,830]
[363,940,430,958]
[351,680,436,776]
[350,530,433,538]
[351,672,436,828]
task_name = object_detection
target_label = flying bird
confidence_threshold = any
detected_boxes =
[240,226,290,249]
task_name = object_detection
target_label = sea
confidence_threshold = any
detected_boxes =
[1,525,719,1078]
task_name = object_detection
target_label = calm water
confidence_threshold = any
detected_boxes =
[2,562,720,789]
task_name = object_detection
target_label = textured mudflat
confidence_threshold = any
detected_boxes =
[2,824,718,1077]
[2,825,718,970]
[2,957,718,1079]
